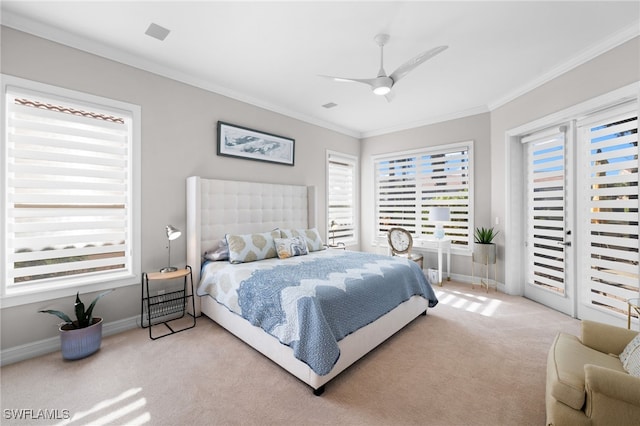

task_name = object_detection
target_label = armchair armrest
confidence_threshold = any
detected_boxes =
[581,320,638,355]
[584,364,640,422]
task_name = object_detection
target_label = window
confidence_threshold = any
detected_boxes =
[326,151,358,246]
[1,75,141,306]
[578,104,638,318]
[374,141,473,250]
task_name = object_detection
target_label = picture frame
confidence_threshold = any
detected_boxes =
[217,121,295,166]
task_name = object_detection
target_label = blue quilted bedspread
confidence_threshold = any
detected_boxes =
[233,251,438,375]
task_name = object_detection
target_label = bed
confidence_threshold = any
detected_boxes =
[186,176,438,395]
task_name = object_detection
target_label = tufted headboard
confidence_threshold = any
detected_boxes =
[186,176,316,300]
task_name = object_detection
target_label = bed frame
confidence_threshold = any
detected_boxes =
[186,176,429,394]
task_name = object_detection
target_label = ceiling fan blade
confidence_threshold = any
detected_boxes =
[389,45,448,84]
[319,75,378,86]
[384,91,396,103]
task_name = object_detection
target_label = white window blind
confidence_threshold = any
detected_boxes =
[374,142,473,248]
[327,151,357,246]
[4,83,136,297]
[578,105,639,316]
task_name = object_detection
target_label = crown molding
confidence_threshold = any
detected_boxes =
[360,105,490,139]
[488,22,640,111]
[0,11,360,139]
[3,10,637,140]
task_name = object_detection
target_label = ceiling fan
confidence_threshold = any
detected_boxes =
[321,34,448,102]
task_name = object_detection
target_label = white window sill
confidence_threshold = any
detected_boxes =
[1,273,138,309]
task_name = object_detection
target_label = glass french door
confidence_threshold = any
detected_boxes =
[523,126,575,316]
[523,102,639,326]
[575,103,639,325]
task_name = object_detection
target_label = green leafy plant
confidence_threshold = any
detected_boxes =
[39,290,112,329]
[474,227,499,244]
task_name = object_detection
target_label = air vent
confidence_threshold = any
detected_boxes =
[145,23,171,41]
[322,102,338,109]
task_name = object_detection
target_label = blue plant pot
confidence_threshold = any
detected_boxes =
[59,317,103,360]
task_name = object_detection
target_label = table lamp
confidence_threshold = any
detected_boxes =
[430,207,450,239]
[160,225,182,273]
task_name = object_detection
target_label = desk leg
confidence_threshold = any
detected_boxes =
[437,246,443,286]
[446,246,451,281]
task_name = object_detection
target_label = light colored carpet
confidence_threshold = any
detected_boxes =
[0,281,579,425]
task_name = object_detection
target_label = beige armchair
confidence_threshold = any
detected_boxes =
[546,320,640,425]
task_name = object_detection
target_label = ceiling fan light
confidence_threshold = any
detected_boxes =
[373,86,391,95]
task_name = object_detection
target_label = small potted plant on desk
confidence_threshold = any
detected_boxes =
[39,290,112,360]
[473,226,498,264]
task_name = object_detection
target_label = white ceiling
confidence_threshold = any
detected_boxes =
[2,1,639,138]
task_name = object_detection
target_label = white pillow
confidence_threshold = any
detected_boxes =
[620,333,640,377]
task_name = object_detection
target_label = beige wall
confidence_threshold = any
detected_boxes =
[490,36,639,294]
[360,112,492,277]
[0,27,359,350]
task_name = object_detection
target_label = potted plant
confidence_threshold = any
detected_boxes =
[473,226,499,264]
[39,290,112,360]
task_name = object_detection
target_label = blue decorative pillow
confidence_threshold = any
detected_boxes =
[275,236,308,259]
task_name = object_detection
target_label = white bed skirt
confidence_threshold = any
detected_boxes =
[200,293,429,391]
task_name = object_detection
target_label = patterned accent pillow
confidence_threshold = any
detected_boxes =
[279,228,295,238]
[280,228,326,252]
[226,231,278,264]
[620,333,640,377]
[203,238,229,261]
[298,227,326,252]
[275,236,308,259]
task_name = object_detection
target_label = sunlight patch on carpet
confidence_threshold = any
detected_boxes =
[435,289,502,317]
[54,387,150,426]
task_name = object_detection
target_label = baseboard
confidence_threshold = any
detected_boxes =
[436,272,506,293]
[0,316,139,367]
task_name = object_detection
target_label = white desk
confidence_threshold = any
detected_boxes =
[414,238,451,285]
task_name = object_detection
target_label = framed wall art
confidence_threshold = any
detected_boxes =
[217,121,295,166]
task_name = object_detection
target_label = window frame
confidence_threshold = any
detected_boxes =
[326,150,359,247]
[1,74,141,308]
[372,141,474,254]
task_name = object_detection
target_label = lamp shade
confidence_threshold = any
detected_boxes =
[165,225,181,241]
[430,207,450,222]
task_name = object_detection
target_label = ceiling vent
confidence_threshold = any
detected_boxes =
[145,23,171,41]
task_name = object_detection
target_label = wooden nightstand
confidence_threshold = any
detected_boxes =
[141,266,196,340]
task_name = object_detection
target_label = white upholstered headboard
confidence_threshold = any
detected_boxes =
[186,176,316,291]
